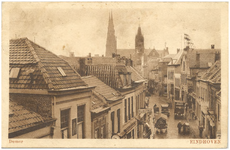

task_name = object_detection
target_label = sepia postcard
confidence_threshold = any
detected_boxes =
[2,2,228,148]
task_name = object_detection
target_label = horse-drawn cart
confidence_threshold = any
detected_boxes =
[154,114,168,134]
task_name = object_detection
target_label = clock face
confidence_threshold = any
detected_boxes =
[111,135,120,139]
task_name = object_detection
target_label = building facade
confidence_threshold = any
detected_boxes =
[9,38,94,139]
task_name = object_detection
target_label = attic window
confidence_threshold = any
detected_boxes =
[9,68,20,79]
[57,67,66,77]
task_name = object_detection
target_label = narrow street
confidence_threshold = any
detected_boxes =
[148,94,198,139]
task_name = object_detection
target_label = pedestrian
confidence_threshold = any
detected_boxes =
[199,126,204,138]
[183,123,186,134]
[191,111,195,119]
[177,121,182,133]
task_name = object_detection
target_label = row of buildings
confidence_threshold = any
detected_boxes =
[149,45,221,139]
[9,37,151,139]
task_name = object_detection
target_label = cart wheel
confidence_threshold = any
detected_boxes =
[166,129,167,133]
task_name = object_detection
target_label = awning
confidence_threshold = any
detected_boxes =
[118,119,136,138]
[91,107,110,113]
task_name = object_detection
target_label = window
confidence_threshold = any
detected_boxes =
[137,124,139,138]
[78,105,85,122]
[131,97,134,117]
[57,67,66,77]
[94,128,99,139]
[117,109,120,133]
[183,61,185,71]
[72,119,77,136]
[127,131,132,139]
[132,129,134,139]
[61,109,70,129]
[218,104,220,121]
[9,68,20,79]
[128,98,130,120]
[77,105,85,138]
[124,99,127,123]
[128,74,132,85]
[123,75,127,86]
[136,96,138,115]
[101,125,106,138]
[111,111,115,134]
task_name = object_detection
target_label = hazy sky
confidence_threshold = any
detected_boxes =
[9,3,221,57]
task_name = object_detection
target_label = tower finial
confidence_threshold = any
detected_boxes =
[138,17,140,27]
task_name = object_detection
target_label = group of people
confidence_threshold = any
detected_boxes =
[177,121,189,134]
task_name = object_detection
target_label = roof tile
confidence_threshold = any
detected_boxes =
[10,38,87,90]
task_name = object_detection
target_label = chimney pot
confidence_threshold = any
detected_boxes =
[211,45,215,49]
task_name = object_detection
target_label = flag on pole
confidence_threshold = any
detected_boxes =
[184,33,190,41]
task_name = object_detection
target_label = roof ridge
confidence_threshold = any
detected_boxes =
[25,39,54,89]
[10,37,28,41]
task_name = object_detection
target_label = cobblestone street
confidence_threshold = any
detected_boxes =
[148,94,200,139]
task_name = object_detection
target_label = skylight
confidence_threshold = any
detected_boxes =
[9,68,20,79]
[57,67,66,77]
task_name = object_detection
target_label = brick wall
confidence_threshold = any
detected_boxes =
[10,93,52,120]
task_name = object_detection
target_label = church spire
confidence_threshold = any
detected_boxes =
[135,25,144,54]
[106,11,117,57]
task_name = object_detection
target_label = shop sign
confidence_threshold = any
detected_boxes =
[138,108,152,114]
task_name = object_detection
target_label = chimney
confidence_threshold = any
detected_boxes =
[211,45,215,49]
[177,49,180,53]
[196,52,200,68]
[89,53,91,57]
[102,55,104,57]
[69,52,74,57]
[215,51,220,62]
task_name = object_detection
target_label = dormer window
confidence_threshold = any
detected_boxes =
[9,68,20,79]
[57,67,66,77]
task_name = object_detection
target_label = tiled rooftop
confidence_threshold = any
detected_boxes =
[9,38,86,90]
[82,76,123,101]
[188,49,220,68]
[91,91,107,110]
[126,66,145,82]
[200,61,221,83]
[9,100,44,133]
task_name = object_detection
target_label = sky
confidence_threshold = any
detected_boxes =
[9,3,221,57]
